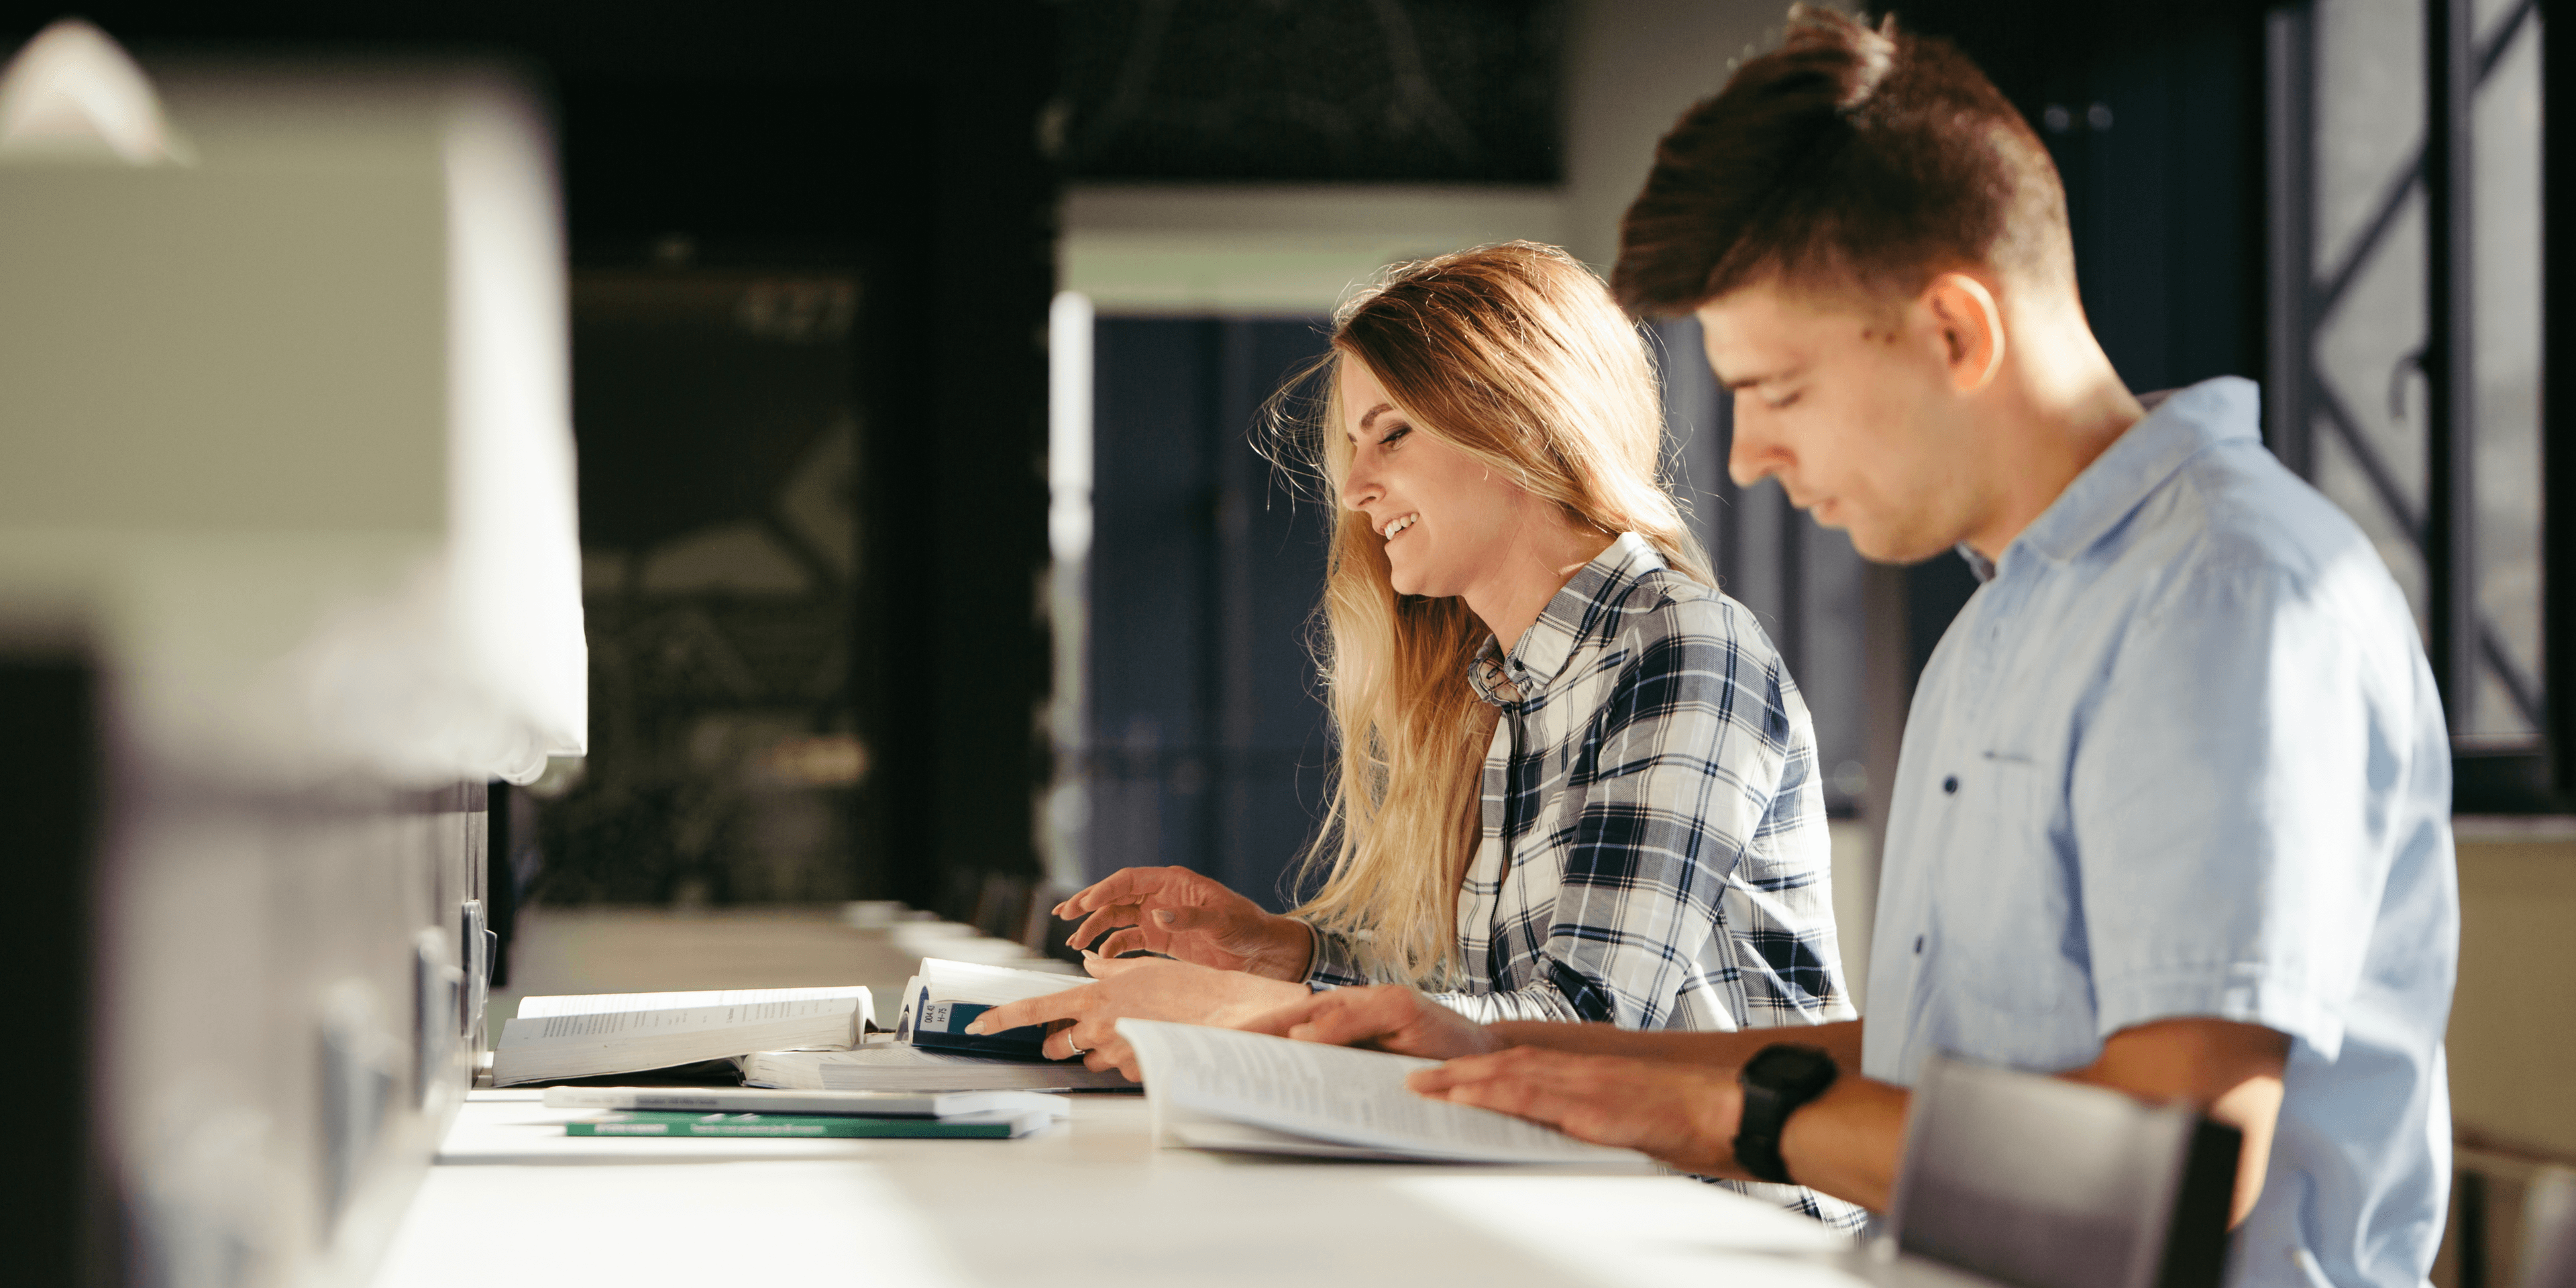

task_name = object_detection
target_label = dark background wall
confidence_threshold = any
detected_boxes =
[1876,0,2273,702]
[12,3,1063,917]
[1085,319,1339,910]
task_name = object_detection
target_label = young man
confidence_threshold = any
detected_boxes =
[1248,9,2457,1287]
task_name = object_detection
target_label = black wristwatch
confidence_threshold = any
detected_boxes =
[1733,1044,1839,1184]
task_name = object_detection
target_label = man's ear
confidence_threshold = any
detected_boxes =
[1922,272,2006,393]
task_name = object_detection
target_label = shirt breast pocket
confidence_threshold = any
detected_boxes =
[1935,751,2091,1030]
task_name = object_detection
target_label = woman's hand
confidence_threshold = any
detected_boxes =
[1240,985,1504,1061]
[1054,867,1314,981]
[963,955,1311,1082]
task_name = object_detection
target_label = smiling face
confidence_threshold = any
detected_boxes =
[1334,357,1545,600]
[1696,280,1992,564]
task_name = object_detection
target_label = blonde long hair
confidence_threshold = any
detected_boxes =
[1277,242,1715,986]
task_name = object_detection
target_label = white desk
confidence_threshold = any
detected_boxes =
[374,1089,1998,1288]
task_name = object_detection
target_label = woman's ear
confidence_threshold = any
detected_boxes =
[1923,272,2006,393]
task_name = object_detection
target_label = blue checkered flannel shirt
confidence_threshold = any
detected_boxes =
[1301,532,1863,1229]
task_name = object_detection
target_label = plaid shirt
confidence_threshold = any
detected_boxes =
[1302,533,1862,1228]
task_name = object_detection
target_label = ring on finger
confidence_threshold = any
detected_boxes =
[1063,1029,1087,1058]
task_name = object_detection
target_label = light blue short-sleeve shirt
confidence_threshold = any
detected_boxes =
[1863,378,2458,1288]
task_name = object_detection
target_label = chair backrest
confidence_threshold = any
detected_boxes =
[2526,1169,2576,1288]
[1889,1054,2243,1288]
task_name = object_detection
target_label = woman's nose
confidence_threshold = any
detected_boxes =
[1340,458,1381,511]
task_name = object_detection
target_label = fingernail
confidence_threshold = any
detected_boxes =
[1152,909,1174,925]
[963,1020,986,1034]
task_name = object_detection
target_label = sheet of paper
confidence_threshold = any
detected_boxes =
[1116,1019,1647,1165]
[499,998,861,1051]
[516,985,873,1020]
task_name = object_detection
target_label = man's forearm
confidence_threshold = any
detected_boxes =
[1485,1018,1866,1069]
[1776,1076,1911,1211]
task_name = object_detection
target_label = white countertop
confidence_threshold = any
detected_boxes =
[372,1089,1997,1288]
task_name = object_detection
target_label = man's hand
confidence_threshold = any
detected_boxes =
[963,955,1309,1082]
[1408,1048,1748,1177]
[1381,1016,2287,1222]
[1053,867,1313,981]
[1240,985,1503,1061]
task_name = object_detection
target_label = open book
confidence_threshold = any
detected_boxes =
[892,957,1089,1059]
[492,986,870,1086]
[1115,1019,1654,1166]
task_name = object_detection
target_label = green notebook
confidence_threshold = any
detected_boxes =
[567,1110,1050,1139]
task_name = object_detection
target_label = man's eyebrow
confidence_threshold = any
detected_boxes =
[1346,402,1397,440]
[1719,363,1805,392]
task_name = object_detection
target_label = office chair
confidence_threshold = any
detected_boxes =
[1888,1053,2243,1288]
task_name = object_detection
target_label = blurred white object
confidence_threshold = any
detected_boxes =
[0,18,188,164]
[0,53,586,786]
[888,920,1040,966]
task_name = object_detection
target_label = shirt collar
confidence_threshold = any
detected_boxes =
[1469,531,1668,707]
[2001,376,2259,573]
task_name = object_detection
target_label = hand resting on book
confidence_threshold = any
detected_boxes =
[1239,984,1503,1061]
[1404,1046,1754,1179]
[965,954,1307,1081]
[1242,986,1759,1177]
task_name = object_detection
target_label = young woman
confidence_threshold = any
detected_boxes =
[971,242,1859,1224]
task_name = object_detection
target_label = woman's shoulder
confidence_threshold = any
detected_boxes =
[1606,569,1782,662]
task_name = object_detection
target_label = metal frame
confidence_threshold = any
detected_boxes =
[2546,0,2576,798]
[2426,0,2481,728]
[2269,0,2559,807]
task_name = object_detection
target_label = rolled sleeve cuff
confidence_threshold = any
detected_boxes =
[1299,920,1373,991]
[1429,985,1589,1024]
[2092,962,2347,1063]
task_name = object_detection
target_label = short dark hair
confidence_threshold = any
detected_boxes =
[1612,5,2073,316]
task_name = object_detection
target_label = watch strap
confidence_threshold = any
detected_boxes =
[1732,1044,1838,1185]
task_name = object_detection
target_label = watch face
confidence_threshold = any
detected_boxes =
[1745,1044,1837,1094]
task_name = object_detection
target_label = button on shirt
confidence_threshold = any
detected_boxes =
[1865,378,2457,1287]
[1303,532,1862,1228]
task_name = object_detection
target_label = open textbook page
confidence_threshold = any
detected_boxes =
[493,996,865,1085]
[741,1038,1134,1093]
[519,985,875,1026]
[1116,1019,1652,1166]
